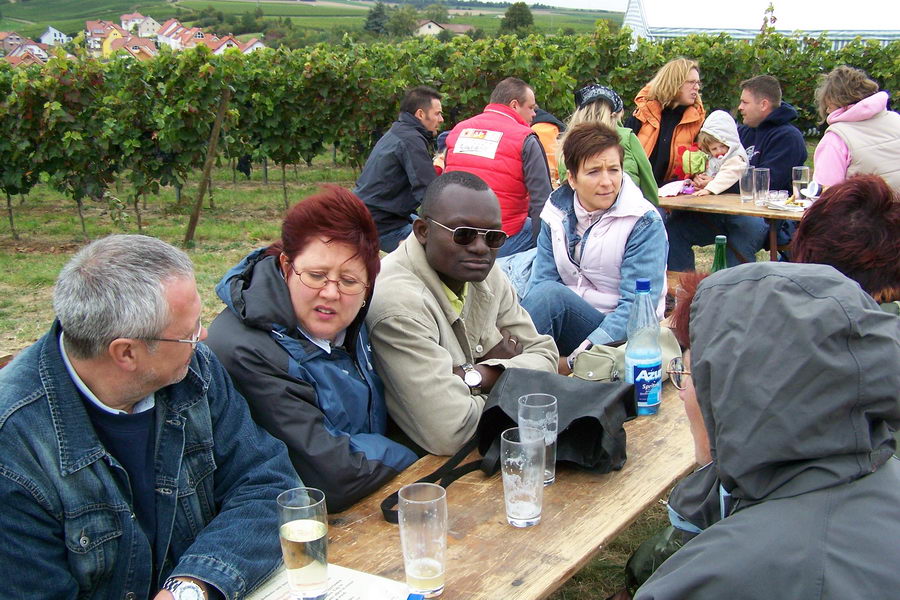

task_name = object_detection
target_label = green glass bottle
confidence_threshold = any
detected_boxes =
[712,235,727,272]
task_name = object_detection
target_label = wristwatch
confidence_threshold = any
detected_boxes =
[162,578,205,600]
[460,363,482,395]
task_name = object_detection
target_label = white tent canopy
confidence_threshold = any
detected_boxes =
[624,0,900,39]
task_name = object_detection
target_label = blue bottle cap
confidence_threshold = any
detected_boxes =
[635,278,651,292]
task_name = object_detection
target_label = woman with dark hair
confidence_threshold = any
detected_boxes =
[791,175,900,313]
[625,58,706,185]
[521,122,667,370]
[206,186,416,512]
[813,65,900,191]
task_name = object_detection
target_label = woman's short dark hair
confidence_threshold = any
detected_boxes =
[562,122,624,177]
[270,185,381,293]
[791,175,900,303]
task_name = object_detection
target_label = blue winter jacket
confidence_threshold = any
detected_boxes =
[207,249,417,513]
[738,102,808,193]
[0,320,300,599]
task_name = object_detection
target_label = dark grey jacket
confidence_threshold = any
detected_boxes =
[354,112,436,235]
[637,262,900,599]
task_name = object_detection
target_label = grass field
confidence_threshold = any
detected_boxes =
[450,9,617,34]
[1,0,621,38]
[178,0,368,17]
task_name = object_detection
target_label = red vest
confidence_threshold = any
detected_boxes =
[445,104,534,235]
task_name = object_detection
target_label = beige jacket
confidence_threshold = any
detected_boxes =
[366,236,559,455]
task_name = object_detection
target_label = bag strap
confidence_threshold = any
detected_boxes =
[381,436,481,523]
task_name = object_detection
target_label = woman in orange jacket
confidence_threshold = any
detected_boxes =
[625,58,706,185]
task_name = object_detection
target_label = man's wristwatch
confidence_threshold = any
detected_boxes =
[162,578,206,600]
[460,363,482,395]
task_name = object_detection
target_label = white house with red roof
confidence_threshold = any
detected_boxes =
[157,19,265,53]
[120,13,162,38]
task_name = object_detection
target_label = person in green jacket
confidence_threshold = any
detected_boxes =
[558,84,659,205]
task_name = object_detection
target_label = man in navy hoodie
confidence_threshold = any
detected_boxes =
[666,75,807,270]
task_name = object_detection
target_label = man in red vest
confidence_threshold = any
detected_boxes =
[444,77,553,257]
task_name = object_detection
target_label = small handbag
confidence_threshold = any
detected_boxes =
[572,327,682,383]
[381,368,633,522]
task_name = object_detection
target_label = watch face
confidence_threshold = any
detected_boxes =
[173,583,204,600]
[464,368,482,387]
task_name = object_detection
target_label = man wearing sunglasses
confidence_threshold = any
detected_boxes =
[367,172,558,455]
[0,235,299,600]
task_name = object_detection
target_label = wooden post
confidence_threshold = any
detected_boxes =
[184,86,232,246]
[281,164,288,210]
[6,192,19,240]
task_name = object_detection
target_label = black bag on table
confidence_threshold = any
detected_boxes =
[381,368,634,523]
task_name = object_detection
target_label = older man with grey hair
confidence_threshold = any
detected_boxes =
[0,235,299,600]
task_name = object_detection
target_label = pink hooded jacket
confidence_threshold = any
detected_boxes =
[813,91,900,189]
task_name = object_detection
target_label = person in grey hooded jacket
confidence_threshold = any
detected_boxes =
[636,262,900,600]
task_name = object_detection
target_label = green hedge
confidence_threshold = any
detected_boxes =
[2,23,897,207]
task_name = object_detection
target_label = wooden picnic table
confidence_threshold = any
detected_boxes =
[254,383,695,600]
[658,193,804,261]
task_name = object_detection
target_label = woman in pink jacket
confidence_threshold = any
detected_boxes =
[813,65,900,191]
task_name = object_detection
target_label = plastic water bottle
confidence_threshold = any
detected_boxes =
[625,278,662,416]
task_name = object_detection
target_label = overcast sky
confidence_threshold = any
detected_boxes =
[520,0,899,31]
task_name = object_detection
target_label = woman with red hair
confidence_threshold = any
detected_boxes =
[206,186,417,512]
[791,175,900,313]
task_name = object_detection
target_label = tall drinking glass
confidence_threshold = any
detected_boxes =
[792,166,810,200]
[399,482,448,598]
[277,487,328,600]
[501,427,545,528]
[517,393,558,486]
[739,167,755,203]
[753,168,770,207]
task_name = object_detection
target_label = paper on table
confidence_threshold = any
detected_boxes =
[248,564,410,600]
[658,180,688,197]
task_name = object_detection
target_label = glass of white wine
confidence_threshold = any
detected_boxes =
[792,166,810,200]
[277,487,328,600]
[399,482,447,598]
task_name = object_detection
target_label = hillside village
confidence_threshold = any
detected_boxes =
[0,13,265,67]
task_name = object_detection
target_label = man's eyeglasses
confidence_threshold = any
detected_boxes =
[145,321,203,347]
[666,356,692,390]
[428,218,508,249]
[286,261,368,295]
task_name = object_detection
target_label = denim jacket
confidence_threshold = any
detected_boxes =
[527,179,668,344]
[0,321,300,599]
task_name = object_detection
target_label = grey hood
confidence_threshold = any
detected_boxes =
[690,262,900,510]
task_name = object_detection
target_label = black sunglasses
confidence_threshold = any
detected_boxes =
[427,218,508,249]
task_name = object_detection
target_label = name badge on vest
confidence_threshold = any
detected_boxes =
[454,129,504,159]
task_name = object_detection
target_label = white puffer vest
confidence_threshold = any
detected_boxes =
[541,176,666,318]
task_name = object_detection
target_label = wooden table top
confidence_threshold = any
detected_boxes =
[659,193,805,222]
[317,383,695,600]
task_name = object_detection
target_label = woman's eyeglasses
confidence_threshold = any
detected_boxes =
[428,218,508,249]
[666,356,692,390]
[287,262,368,295]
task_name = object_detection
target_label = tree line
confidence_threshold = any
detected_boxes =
[1,22,896,240]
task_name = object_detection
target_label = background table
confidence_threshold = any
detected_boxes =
[659,193,804,261]
[317,384,694,600]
